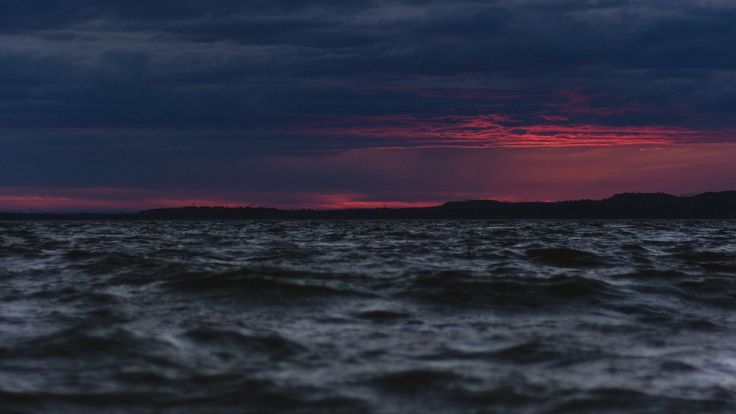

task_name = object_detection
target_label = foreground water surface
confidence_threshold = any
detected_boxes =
[1,220,735,413]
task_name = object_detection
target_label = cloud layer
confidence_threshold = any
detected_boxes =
[3,1,736,131]
[2,1,735,208]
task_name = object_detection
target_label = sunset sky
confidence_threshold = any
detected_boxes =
[2,0,736,210]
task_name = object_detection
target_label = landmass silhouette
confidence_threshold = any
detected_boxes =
[2,191,736,220]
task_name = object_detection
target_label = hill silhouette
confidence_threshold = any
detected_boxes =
[2,191,736,220]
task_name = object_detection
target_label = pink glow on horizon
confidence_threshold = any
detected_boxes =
[0,192,248,212]
[0,188,444,212]
[301,194,441,209]
[3,144,736,212]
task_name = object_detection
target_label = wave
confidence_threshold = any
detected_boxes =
[403,271,619,307]
[162,268,369,298]
[1,220,736,413]
[526,248,609,268]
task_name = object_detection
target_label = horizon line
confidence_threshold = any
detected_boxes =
[2,190,734,215]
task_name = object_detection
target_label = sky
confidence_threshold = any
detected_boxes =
[2,0,736,211]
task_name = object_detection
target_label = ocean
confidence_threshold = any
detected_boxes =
[1,220,735,413]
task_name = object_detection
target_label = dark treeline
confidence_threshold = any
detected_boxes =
[2,192,736,220]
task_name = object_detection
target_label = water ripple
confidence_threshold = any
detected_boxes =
[0,220,735,413]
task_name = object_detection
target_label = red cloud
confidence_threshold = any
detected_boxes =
[297,114,730,147]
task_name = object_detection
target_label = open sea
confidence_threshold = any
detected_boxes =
[1,220,735,414]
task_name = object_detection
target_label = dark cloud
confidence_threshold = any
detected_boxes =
[0,1,732,120]
[1,0,736,203]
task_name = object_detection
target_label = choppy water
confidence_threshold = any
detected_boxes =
[1,220,736,413]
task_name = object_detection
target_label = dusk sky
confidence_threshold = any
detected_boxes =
[2,0,736,210]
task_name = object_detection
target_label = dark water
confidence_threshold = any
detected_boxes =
[1,220,736,414]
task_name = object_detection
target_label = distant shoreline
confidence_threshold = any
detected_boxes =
[2,191,736,220]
